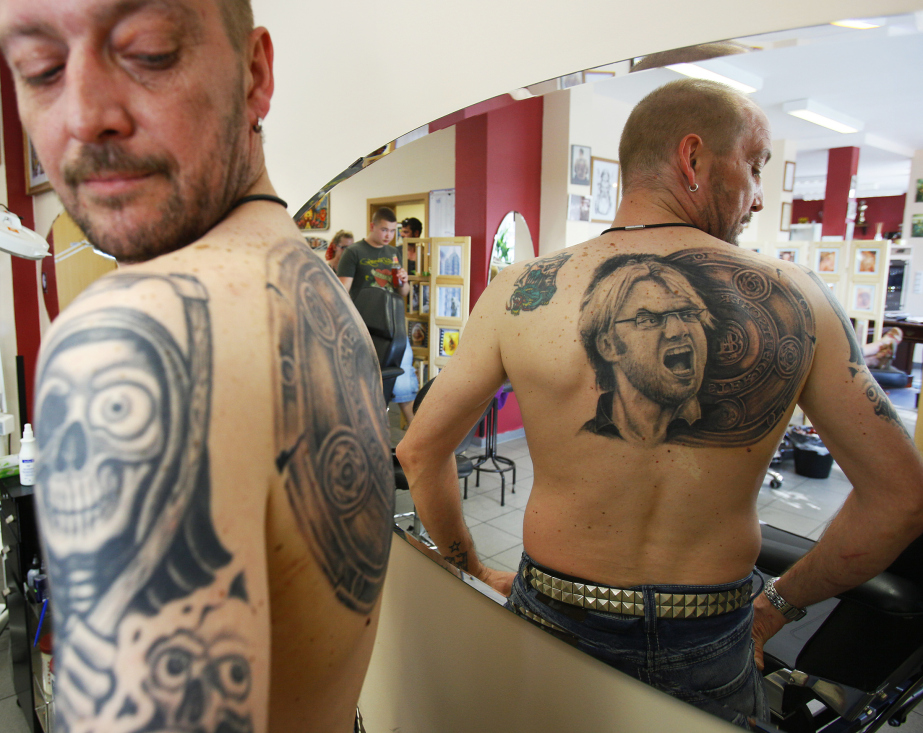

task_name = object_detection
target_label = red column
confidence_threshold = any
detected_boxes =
[821,146,860,238]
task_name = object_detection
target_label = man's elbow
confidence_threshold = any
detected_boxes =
[394,438,419,476]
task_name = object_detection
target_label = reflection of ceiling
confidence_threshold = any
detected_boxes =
[591,14,923,199]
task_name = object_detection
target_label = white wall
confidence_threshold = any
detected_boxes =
[903,149,923,316]
[315,127,455,241]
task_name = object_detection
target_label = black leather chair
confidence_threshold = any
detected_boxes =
[352,287,407,402]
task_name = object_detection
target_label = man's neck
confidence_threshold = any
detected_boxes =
[609,187,698,231]
[366,238,385,249]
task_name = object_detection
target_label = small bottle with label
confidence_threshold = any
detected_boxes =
[19,424,35,486]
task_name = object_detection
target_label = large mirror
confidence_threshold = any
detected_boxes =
[302,12,923,724]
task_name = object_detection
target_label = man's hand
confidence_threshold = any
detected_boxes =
[476,566,516,597]
[396,267,409,285]
[751,592,790,671]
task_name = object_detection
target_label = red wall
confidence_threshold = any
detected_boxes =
[792,194,906,239]
[455,95,544,434]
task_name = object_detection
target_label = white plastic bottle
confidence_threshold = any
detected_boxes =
[19,423,35,486]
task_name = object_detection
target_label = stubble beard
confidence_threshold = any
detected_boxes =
[60,88,253,263]
[617,345,702,408]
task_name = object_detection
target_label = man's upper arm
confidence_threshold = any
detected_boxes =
[797,269,923,498]
[34,273,269,731]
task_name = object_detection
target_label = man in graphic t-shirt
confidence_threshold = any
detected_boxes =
[339,207,419,423]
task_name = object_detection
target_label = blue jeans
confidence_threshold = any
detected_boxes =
[392,337,419,404]
[508,552,769,729]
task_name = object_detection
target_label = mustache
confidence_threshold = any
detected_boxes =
[62,145,172,187]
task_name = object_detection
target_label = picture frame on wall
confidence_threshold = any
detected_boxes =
[409,321,428,349]
[436,285,463,320]
[570,145,591,185]
[420,284,430,314]
[294,194,330,230]
[915,178,923,203]
[409,283,420,313]
[777,248,798,264]
[24,134,51,195]
[438,328,460,358]
[913,214,923,238]
[780,201,792,232]
[783,161,796,193]
[855,247,881,276]
[437,244,463,277]
[590,157,619,223]
[568,194,591,222]
[852,283,876,313]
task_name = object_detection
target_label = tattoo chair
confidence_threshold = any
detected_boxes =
[758,523,923,731]
[352,287,407,403]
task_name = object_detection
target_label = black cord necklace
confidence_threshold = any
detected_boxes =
[602,222,697,234]
[228,194,288,212]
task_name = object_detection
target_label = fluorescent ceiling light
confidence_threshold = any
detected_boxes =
[667,63,758,94]
[831,19,881,30]
[783,99,863,134]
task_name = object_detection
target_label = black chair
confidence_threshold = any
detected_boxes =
[352,287,407,402]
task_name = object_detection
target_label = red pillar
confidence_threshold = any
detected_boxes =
[821,146,860,238]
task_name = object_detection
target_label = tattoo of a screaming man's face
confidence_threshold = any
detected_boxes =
[34,274,236,728]
[268,241,394,614]
[579,251,816,446]
[507,252,572,315]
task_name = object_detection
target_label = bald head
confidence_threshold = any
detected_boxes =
[218,0,254,53]
[619,79,756,194]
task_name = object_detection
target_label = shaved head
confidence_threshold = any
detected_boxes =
[217,0,253,53]
[619,79,754,193]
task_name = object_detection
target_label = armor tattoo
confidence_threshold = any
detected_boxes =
[268,241,394,614]
[804,268,910,438]
[506,252,572,315]
[579,251,815,446]
[34,274,237,730]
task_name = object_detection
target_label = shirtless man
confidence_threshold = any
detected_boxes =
[0,1,393,731]
[397,79,923,727]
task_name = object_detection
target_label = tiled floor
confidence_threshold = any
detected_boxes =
[2,382,919,733]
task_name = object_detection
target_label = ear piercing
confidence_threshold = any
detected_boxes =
[688,183,699,192]
[252,118,263,134]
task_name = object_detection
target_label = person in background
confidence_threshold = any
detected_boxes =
[339,208,419,425]
[400,217,422,276]
[0,0,394,730]
[326,229,355,272]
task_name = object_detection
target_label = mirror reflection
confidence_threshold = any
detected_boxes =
[306,14,923,731]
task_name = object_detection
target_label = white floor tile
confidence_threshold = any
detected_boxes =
[485,509,526,537]
[469,523,522,558]
[490,544,526,570]
[759,502,831,538]
[461,493,516,523]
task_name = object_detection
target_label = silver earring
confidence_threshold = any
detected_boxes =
[252,118,263,134]
[688,183,698,192]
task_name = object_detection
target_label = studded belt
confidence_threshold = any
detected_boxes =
[524,564,752,619]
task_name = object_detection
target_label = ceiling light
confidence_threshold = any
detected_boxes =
[831,19,881,30]
[783,99,863,134]
[667,63,759,94]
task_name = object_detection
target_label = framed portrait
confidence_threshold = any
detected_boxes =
[852,284,876,313]
[568,194,591,222]
[854,247,882,276]
[436,285,463,320]
[438,328,460,358]
[783,161,796,193]
[437,244,463,277]
[777,248,798,264]
[409,321,428,349]
[409,283,420,313]
[816,248,839,274]
[294,194,330,230]
[590,157,619,223]
[780,201,792,232]
[420,284,430,314]
[570,145,591,185]
[560,72,584,90]
[913,214,923,239]
[24,134,51,195]
[916,178,923,203]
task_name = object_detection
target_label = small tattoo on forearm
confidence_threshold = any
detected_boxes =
[507,252,572,315]
[444,550,469,571]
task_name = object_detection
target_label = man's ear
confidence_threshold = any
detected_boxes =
[596,332,621,363]
[678,133,704,190]
[246,27,274,125]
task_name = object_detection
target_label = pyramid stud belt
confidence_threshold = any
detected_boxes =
[524,564,751,619]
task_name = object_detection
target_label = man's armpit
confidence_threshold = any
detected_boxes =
[268,241,394,615]
[34,274,243,730]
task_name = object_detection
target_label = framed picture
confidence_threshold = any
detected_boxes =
[24,134,51,195]
[590,157,619,223]
[560,72,584,90]
[437,244,462,277]
[783,161,796,193]
[409,321,429,349]
[438,328,460,358]
[912,214,923,238]
[436,285,463,319]
[816,248,840,274]
[777,248,798,264]
[409,283,420,313]
[570,145,591,185]
[294,194,329,230]
[854,246,881,276]
[420,284,430,314]
[780,201,792,232]
[568,194,591,222]
[852,284,876,312]
[915,179,923,203]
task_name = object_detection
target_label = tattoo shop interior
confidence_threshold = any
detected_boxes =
[3,0,923,731]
